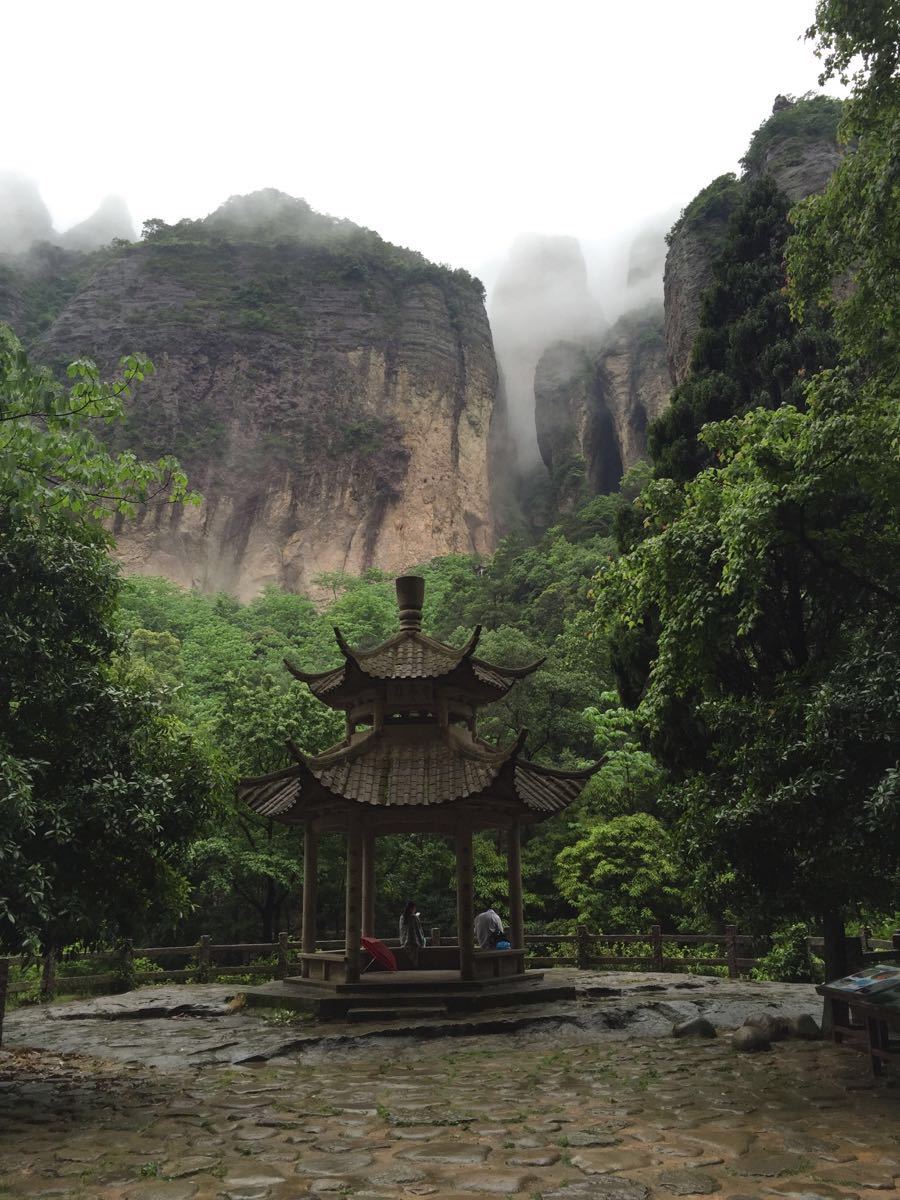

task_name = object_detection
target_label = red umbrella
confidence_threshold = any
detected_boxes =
[361,936,398,972]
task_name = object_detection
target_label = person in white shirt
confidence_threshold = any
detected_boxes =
[474,905,504,949]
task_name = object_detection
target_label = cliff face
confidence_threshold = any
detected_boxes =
[663,175,743,386]
[534,306,668,504]
[664,95,844,387]
[6,192,498,600]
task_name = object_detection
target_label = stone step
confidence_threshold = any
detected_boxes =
[346,1006,449,1022]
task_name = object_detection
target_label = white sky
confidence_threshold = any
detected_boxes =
[3,0,841,282]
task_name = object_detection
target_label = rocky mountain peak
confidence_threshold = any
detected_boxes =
[0,191,498,600]
[0,171,54,255]
[59,195,135,251]
[664,94,844,386]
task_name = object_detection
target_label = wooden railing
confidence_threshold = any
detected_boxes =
[4,934,295,998]
[807,929,900,969]
[6,926,899,1004]
[521,925,758,977]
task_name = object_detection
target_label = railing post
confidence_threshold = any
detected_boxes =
[725,925,739,979]
[430,926,441,947]
[650,924,664,972]
[277,931,289,979]
[0,959,9,1048]
[198,934,212,983]
[576,925,591,970]
[846,933,865,973]
[116,939,134,993]
[40,949,57,1001]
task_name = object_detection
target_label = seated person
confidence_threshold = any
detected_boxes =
[474,904,505,949]
[399,900,426,967]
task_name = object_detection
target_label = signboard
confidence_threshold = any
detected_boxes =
[824,964,900,1011]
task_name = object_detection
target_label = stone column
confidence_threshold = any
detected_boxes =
[345,815,364,983]
[300,822,318,978]
[456,824,475,981]
[507,820,525,951]
[362,828,376,936]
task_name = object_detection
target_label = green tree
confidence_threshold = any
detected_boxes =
[0,513,214,954]
[555,813,683,931]
[788,1,899,375]
[596,378,899,973]
[578,694,664,819]
[0,325,193,517]
[188,672,342,941]
[594,6,900,974]
[1,336,210,956]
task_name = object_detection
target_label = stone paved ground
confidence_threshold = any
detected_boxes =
[1,978,898,1199]
[2,974,827,1071]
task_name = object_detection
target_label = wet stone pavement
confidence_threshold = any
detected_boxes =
[1,982,899,1199]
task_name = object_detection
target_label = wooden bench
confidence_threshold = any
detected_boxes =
[818,981,900,1077]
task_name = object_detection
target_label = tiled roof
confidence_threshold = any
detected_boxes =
[238,727,598,822]
[512,761,596,814]
[283,627,544,706]
[354,631,466,680]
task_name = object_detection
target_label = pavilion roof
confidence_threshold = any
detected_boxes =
[237,724,598,827]
[284,625,545,708]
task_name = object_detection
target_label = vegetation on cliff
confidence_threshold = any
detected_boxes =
[141,189,485,306]
[650,175,837,481]
[666,174,744,246]
[741,93,844,174]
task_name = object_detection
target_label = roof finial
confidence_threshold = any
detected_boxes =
[396,575,424,631]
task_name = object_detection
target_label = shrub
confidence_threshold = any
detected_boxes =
[751,924,823,983]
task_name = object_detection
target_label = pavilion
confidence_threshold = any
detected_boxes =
[237,575,598,1002]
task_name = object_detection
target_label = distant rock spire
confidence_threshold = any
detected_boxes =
[0,171,54,254]
[59,195,136,250]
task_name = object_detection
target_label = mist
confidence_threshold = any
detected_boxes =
[0,170,134,256]
[484,207,676,464]
[1,0,845,469]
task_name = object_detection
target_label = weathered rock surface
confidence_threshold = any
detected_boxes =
[743,1011,791,1041]
[663,175,743,386]
[732,1024,772,1053]
[672,1016,716,1039]
[4,192,498,599]
[534,305,668,500]
[744,123,844,203]
[3,973,823,1070]
[788,1013,822,1040]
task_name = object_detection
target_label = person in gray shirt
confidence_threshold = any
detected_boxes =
[474,905,504,949]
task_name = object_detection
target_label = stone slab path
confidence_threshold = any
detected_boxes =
[1,975,898,1199]
[3,973,825,1071]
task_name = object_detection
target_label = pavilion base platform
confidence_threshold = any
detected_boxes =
[243,968,576,1021]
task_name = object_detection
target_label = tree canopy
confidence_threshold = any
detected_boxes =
[593,0,900,975]
[0,335,212,955]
